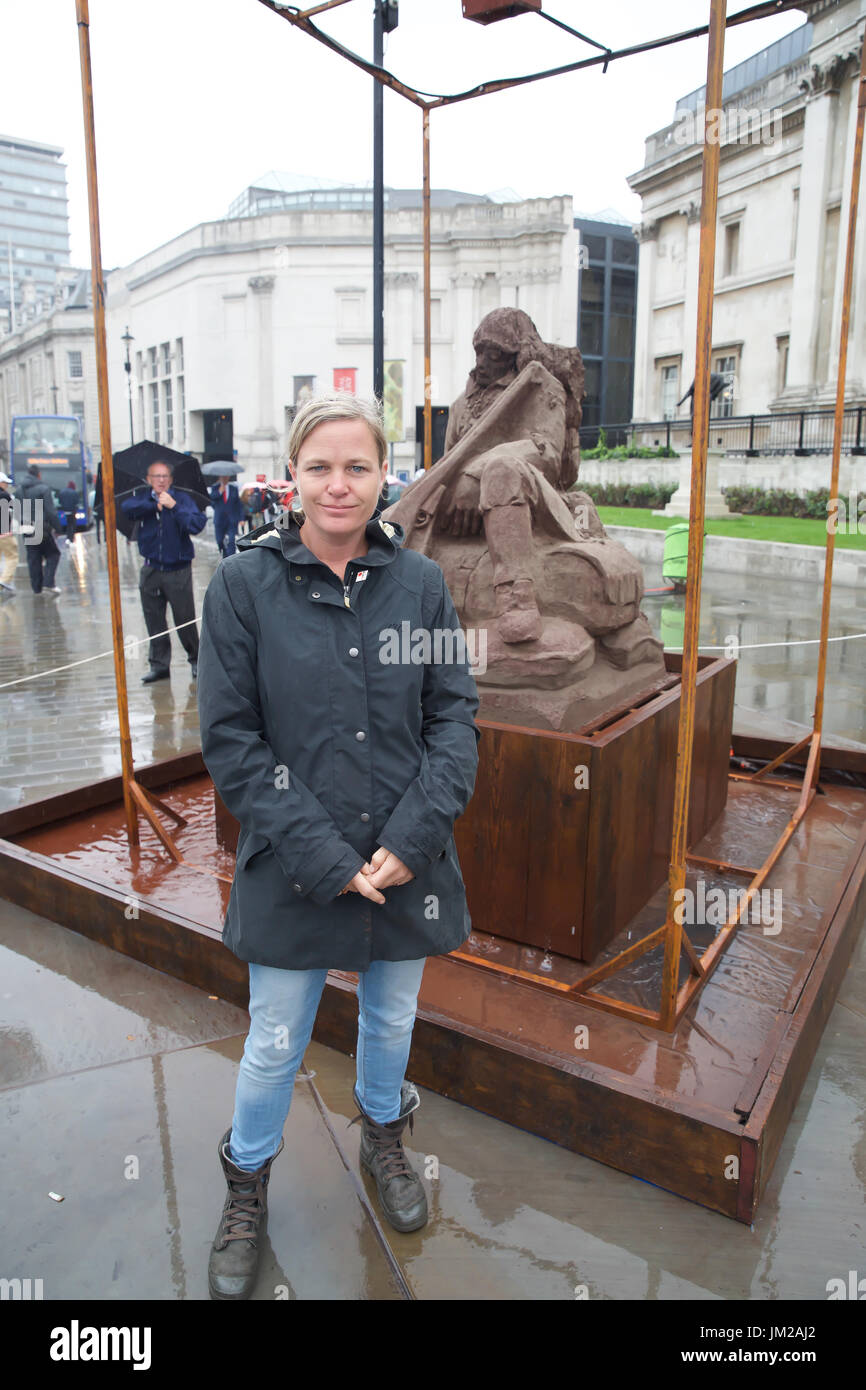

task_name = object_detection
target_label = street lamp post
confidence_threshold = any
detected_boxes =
[373,1,398,403]
[121,326,134,444]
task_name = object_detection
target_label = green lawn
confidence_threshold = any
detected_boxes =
[596,506,866,550]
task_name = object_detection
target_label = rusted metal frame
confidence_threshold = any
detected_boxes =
[126,779,234,885]
[686,852,761,876]
[691,783,817,983]
[76,0,193,862]
[809,37,866,785]
[570,926,666,995]
[659,0,726,1032]
[256,1,427,107]
[256,0,805,114]
[745,732,812,782]
[423,0,806,109]
[729,772,804,790]
[422,108,432,469]
[139,786,189,829]
[298,0,353,18]
[127,780,182,862]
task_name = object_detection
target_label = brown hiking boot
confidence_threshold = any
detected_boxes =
[350,1082,428,1233]
[208,1129,283,1300]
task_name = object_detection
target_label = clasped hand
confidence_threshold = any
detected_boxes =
[156,493,176,509]
[339,846,414,905]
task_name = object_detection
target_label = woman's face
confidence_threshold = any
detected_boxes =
[290,418,386,543]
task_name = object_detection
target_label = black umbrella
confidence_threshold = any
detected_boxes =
[96,440,209,537]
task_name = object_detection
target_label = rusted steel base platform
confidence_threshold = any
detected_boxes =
[1,744,864,1222]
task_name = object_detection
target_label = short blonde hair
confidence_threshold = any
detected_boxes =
[288,393,387,466]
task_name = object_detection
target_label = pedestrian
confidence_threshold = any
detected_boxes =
[121,458,207,683]
[59,478,80,542]
[208,475,244,557]
[15,465,63,595]
[197,393,480,1301]
[0,471,18,598]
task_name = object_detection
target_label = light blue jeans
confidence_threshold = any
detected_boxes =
[228,957,427,1171]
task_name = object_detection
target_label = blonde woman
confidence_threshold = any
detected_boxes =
[197,394,479,1299]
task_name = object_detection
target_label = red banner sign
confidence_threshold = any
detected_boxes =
[333,367,357,393]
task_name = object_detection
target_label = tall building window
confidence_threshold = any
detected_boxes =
[659,360,681,419]
[723,222,740,277]
[138,385,145,435]
[177,376,185,441]
[175,338,184,372]
[712,352,738,417]
[68,350,83,378]
[790,188,800,260]
[164,380,173,443]
[151,381,160,441]
[149,347,157,379]
[161,342,171,376]
[69,399,84,433]
[776,335,790,395]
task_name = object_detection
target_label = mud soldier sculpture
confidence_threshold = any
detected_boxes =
[383,308,668,731]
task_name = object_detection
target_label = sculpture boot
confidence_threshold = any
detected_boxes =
[494,577,543,643]
[208,1129,284,1300]
[350,1081,428,1233]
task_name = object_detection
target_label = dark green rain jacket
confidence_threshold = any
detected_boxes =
[197,509,480,971]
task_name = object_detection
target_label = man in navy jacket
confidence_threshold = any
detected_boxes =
[121,458,207,683]
[208,476,245,556]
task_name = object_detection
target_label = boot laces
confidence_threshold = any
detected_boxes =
[350,1111,416,1182]
[221,1172,266,1243]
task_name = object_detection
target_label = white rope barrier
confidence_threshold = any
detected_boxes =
[0,619,198,690]
[2,621,866,692]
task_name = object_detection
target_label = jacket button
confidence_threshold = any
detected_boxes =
[360,812,370,822]
[355,730,366,741]
[292,882,303,893]
[311,591,320,599]
[349,647,359,657]
[294,575,302,582]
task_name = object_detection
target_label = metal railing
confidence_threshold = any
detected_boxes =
[580,406,866,456]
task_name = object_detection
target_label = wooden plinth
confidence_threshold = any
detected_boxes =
[214,654,736,962]
[1,742,864,1222]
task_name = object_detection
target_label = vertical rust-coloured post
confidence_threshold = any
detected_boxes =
[659,0,726,1030]
[808,36,866,789]
[76,0,138,845]
[422,106,432,469]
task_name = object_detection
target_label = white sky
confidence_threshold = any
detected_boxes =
[1,1,807,269]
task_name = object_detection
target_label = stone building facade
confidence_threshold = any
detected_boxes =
[103,188,578,475]
[628,1,866,424]
[0,271,98,467]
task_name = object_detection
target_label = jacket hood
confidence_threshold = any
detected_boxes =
[236,507,405,566]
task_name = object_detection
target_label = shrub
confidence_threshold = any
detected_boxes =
[721,485,830,518]
[580,442,677,461]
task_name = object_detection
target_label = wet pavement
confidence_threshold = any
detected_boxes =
[0,531,864,813]
[0,529,865,813]
[1,896,864,1300]
[1,527,865,1300]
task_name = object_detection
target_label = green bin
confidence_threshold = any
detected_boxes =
[662,522,705,590]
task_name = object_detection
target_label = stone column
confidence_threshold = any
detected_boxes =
[498,272,519,310]
[247,275,279,472]
[828,63,865,395]
[385,270,417,442]
[451,272,480,389]
[631,220,658,419]
[786,68,841,395]
[680,204,702,404]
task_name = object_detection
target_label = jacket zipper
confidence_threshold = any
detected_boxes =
[343,566,354,608]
